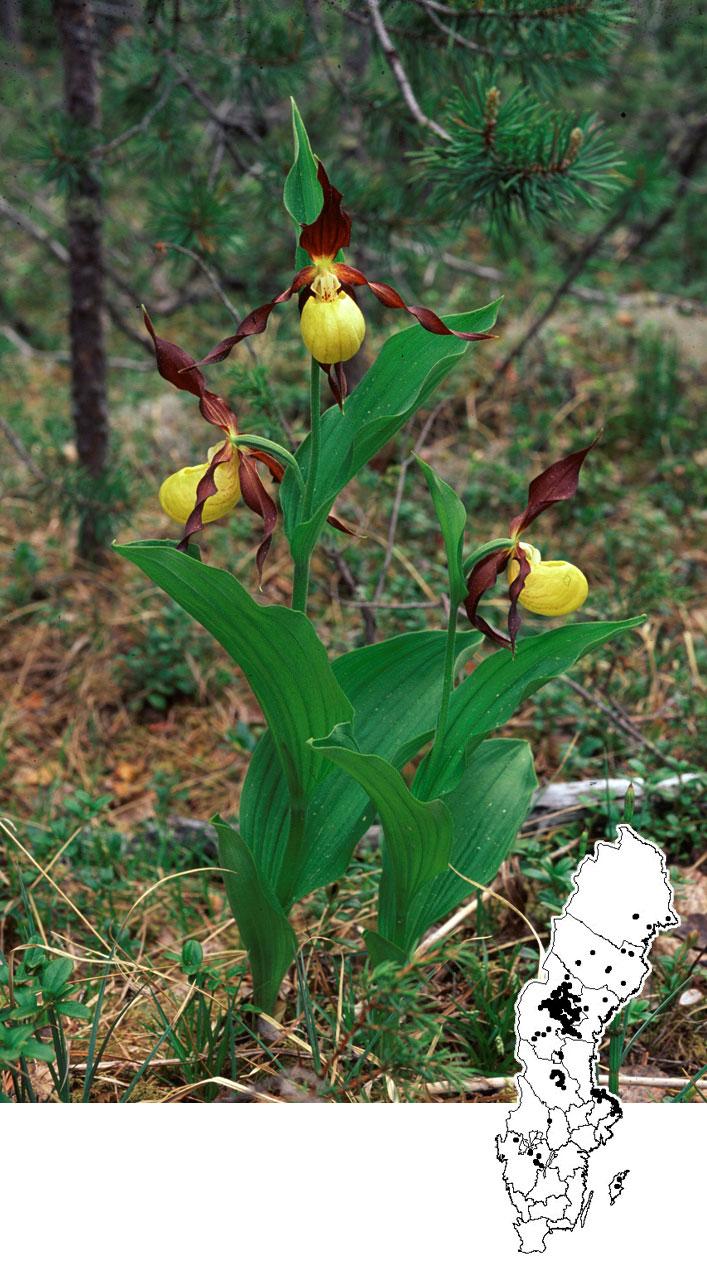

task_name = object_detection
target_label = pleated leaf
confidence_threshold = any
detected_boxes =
[414,616,644,798]
[239,629,481,899]
[312,725,453,959]
[214,817,297,1014]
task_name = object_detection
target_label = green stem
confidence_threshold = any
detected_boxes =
[607,1010,628,1097]
[274,800,307,910]
[291,359,322,613]
[419,599,458,798]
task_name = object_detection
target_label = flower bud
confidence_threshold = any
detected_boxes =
[159,444,241,525]
[300,290,366,364]
[508,542,588,616]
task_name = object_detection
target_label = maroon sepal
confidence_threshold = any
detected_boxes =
[463,547,512,648]
[239,453,278,585]
[177,440,234,552]
[143,308,237,433]
[325,512,360,538]
[195,267,314,368]
[299,162,352,260]
[510,442,596,538]
[335,268,498,345]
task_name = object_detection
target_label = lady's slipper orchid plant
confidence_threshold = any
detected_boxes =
[193,163,497,405]
[114,103,644,1021]
[465,442,593,650]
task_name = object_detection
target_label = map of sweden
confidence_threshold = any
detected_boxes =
[496,823,678,1254]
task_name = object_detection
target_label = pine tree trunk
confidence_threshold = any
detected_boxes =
[53,0,109,562]
[0,0,21,46]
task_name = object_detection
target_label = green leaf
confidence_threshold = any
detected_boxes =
[365,930,408,968]
[408,739,537,946]
[41,956,74,999]
[414,617,645,797]
[21,1039,56,1063]
[312,725,453,958]
[55,1000,92,1020]
[214,817,297,1014]
[180,940,203,976]
[113,541,353,904]
[240,629,481,899]
[283,98,322,269]
[415,456,467,604]
[281,301,502,560]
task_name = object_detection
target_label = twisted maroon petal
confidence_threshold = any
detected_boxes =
[195,266,314,367]
[335,268,498,345]
[463,547,512,648]
[177,441,235,552]
[507,544,532,652]
[299,162,352,261]
[239,453,278,586]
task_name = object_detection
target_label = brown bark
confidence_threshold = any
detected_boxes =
[0,0,21,46]
[53,0,109,561]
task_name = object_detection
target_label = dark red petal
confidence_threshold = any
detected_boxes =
[177,441,234,552]
[195,267,314,367]
[463,547,512,647]
[251,444,352,536]
[239,453,278,586]
[317,360,347,410]
[143,309,237,434]
[510,441,596,537]
[364,280,498,344]
[299,162,352,261]
[507,544,531,652]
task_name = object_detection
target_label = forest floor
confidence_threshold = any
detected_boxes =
[1,298,705,1103]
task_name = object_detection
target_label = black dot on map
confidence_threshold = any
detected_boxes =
[603,997,608,1003]
[564,974,570,980]
[633,913,639,920]
[575,960,582,966]
[605,966,612,973]
[621,948,626,954]
[513,1136,518,1142]
[621,980,627,986]
[590,950,596,955]
[546,1027,551,1033]
[629,951,635,957]
[583,1005,589,1011]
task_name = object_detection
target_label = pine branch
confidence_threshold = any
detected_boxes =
[418,80,622,227]
[364,0,451,140]
[92,78,174,158]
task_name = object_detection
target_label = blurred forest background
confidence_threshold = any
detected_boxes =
[0,1,705,1102]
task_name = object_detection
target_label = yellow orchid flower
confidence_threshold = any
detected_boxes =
[464,441,595,649]
[194,162,495,406]
[159,444,241,526]
[507,542,588,616]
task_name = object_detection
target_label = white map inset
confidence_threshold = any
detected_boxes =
[497,824,678,1254]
